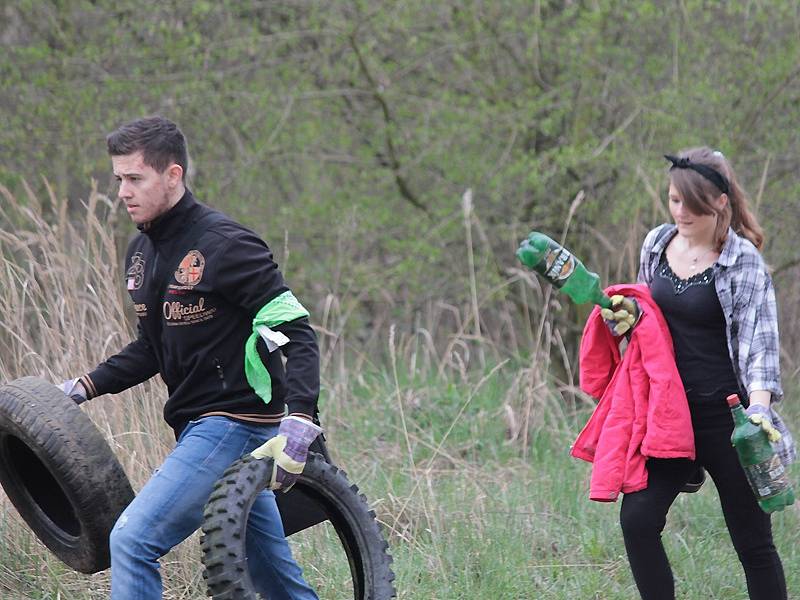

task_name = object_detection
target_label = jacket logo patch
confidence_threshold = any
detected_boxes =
[126,252,145,291]
[163,297,217,326]
[175,250,205,287]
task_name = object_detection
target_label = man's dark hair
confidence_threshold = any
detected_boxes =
[107,116,188,181]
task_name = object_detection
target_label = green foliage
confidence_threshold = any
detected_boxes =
[4,3,800,362]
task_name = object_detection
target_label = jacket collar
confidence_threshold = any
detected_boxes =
[716,227,741,268]
[138,189,197,240]
[651,224,677,256]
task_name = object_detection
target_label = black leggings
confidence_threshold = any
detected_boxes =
[619,401,786,600]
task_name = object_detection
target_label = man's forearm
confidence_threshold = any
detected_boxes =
[275,318,320,417]
[86,335,160,398]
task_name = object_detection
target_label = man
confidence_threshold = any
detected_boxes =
[58,116,320,599]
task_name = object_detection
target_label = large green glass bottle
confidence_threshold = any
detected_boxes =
[727,394,795,513]
[516,232,612,309]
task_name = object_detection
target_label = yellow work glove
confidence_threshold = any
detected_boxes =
[600,295,642,336]
[747,412,783,444]
[251,415,322,492]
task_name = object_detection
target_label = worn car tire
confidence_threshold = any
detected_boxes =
[0,376,135,573]
[201,453,396,599]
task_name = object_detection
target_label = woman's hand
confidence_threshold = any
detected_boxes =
[600,295,642,336]
[745,392,781,443]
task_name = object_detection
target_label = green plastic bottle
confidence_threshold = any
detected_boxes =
[516,232,612,309]
[727,394,795,513]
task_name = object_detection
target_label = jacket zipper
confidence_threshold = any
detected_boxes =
[213,358,228,391]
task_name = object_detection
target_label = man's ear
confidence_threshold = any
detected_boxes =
[166,163,184,188]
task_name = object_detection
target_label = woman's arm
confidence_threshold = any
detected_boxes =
[748,389,772,409]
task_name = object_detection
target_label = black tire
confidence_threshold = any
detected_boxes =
[201,453,396,599]
[0,376,135,573]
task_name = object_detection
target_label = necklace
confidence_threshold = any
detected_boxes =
[688,246,715,270]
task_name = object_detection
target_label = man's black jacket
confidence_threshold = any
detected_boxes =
[82,190,319,436]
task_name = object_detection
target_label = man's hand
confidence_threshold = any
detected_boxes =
[56,378,88,405]
[745,404,782,443]
[251,415,322,492]
[600,295,642,336]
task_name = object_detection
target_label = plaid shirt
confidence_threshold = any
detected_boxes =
[638,224,795,465]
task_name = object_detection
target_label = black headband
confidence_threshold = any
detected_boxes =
[664,154,730,195]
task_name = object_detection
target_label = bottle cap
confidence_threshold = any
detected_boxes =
[726,393,740,408]
[516,232,550,269]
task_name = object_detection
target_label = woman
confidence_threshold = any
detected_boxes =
[621,147,791,599]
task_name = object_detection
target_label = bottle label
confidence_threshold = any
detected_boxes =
[743,454,790,499]
[543,248,575,284]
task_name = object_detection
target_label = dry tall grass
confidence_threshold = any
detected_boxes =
[0,183,577,598]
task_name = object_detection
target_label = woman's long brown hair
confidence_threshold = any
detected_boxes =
[668,146,764,251]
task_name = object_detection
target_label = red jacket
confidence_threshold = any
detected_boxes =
[571,284,694,502]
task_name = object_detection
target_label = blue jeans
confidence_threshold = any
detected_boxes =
[109,416,319,600]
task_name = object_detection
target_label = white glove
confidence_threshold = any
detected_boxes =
[57,378,88,405]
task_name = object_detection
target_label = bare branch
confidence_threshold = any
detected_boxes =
[348,31,428,214]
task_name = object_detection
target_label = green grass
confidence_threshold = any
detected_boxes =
[0,356,798,599]
[301,363,800,600]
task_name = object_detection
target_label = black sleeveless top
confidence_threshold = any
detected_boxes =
[650,254,739,402]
